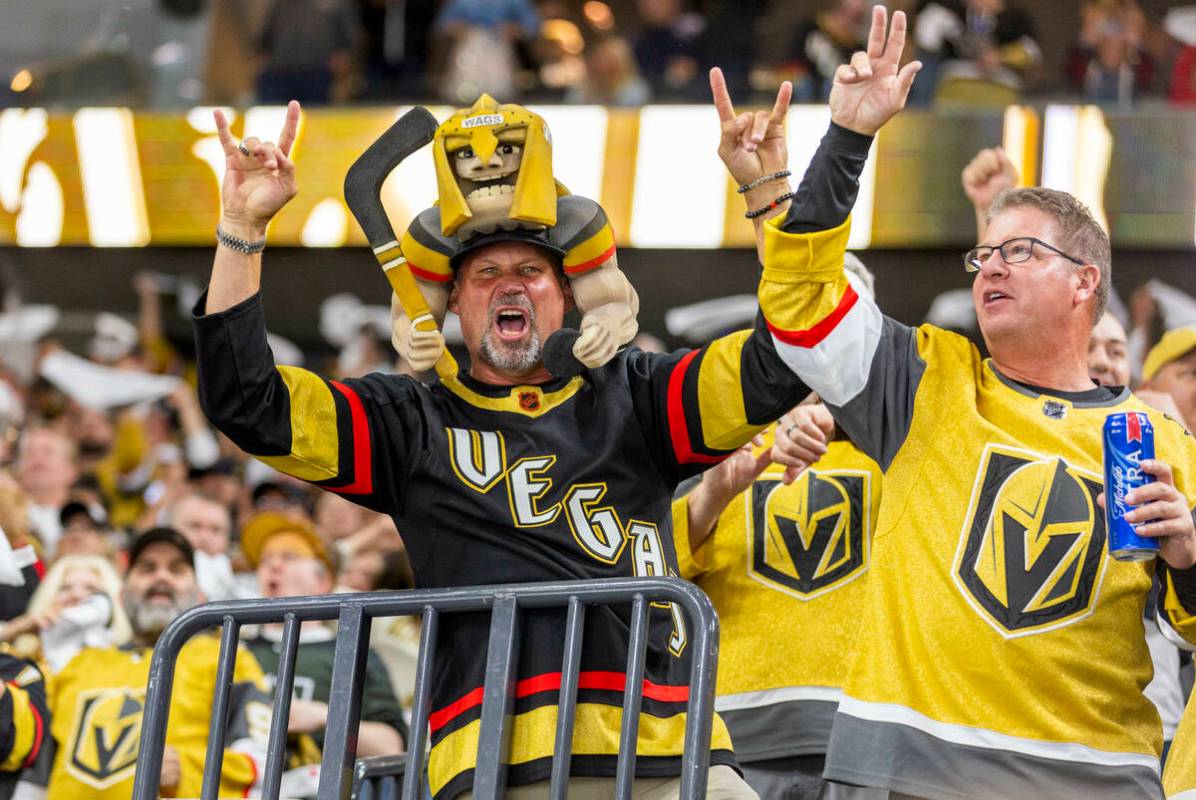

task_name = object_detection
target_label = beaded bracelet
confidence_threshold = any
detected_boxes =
[737,170,791,194]
[745,191,796,220]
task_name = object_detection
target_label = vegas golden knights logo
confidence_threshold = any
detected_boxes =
[66,687,145,788]
[955,444,1107,638]
[748,470,870,600]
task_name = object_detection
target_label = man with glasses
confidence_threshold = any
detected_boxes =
[715,5,1196,798]
[961,147,1134,390]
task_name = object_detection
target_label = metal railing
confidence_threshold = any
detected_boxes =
[131,577,720,800]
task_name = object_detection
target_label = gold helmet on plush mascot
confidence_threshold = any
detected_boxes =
[432,94,563,238]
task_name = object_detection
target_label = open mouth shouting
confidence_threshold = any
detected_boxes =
[480,293,543,374]
[492,303,532,342]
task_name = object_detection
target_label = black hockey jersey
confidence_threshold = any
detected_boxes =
[194,291,810,798]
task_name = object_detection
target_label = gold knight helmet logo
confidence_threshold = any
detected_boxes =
[749,470,870,600]
[955,445,1107,637]
[66,687,145,788]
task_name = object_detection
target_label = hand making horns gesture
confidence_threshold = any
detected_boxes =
[213,100,301,236]
[830,5,921,137]
[710,67,792,188]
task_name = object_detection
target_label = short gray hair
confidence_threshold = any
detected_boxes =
[988,187,1111,324]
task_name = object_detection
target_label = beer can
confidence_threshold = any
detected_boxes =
[1103,411,1158,562]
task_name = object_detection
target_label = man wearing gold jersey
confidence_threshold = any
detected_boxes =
[46,528,270,800]
[674,399,880,800]
[714,5,1196,798]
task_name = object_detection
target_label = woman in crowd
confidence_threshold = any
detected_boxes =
[0,555,130,672]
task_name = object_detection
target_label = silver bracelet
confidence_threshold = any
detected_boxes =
[216,224,266,254]
[737,170,791,194]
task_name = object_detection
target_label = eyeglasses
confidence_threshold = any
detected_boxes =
[963,237,1085,273]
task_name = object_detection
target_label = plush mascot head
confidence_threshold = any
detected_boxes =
[432,94,561,240]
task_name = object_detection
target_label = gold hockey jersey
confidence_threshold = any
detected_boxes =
[46,635,270,800]
[672,434,882,761]
[758,129,1196,798]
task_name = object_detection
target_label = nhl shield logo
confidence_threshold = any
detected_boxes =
[66,687,145,788]
[518,391,541,412]
[954,444,1108,638]
[747,470,870,601]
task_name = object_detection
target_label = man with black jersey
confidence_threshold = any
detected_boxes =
[193,92,808,798]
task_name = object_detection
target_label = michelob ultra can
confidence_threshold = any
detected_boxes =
[1103,411,1158,562]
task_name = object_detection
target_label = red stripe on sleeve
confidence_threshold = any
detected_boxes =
[766,284,858,348]
[563,243,617,276]
[242,751,260,797]
[15,683,44,767]
[407,261,454,283]
[327,381,374,496]
[666,350,722,465]
[428,671,692,732]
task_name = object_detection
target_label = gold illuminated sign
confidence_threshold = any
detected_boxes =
[1,104,1191,249]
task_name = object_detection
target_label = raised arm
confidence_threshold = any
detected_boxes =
[195,101,410,514]
[715,6,924,471]
[961,147,1018,242]
[207,101,299,314]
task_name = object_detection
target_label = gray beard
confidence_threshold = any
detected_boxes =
[479,327,543,373]
[478,294,543,374]
[124,588,200,640]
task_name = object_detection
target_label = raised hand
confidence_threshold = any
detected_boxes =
[214,100,301,236]
[711,67,793,188]
[829,6,921,137]
[962,147,1018,216]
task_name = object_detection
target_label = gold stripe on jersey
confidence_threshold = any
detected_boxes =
[562,223,616,275]
[259,366,340,482]
[400,229,454,282]
[440,374,584,418]
[428,703,733,796]
[759,215,852,333]
[1,682,36,771]
[696,330,761,451]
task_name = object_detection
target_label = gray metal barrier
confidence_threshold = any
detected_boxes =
[131,577,720,800]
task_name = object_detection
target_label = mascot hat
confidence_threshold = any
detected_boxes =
[432,94,560,237]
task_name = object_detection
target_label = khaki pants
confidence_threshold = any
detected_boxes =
[460,765,759,799]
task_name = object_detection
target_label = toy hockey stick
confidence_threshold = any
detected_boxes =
[344,107,459,378]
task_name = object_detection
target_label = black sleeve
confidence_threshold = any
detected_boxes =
[193,290,424,515]
[782,122,873,234]
[0,654,47,773]
[630,312,812,488]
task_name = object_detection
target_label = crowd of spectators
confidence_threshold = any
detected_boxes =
[14,0,1196,110]
[0,272,415,797]
[0,187,1193,793]
[187,0,1196,108]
